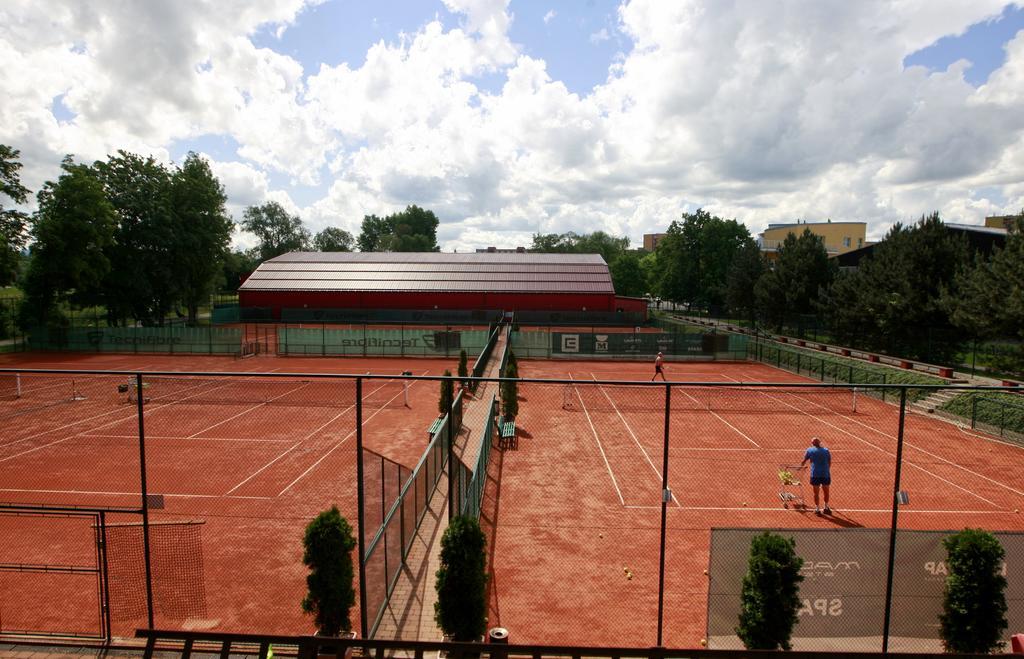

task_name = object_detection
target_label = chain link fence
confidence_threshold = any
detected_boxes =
[2,367,1022,651]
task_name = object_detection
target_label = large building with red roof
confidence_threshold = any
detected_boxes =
[238,252,646,321]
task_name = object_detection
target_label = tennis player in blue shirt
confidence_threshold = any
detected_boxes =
[801,436,832,515]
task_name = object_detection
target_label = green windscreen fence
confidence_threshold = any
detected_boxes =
[510,329,748,359]
[211,304,240,324]
[28,326,243,355]
[278,327,489,357]
[280,308,502,324]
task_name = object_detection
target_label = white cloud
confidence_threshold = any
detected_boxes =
[589,28,610,44]
[2,0,1023,253]
[543,10,556,25]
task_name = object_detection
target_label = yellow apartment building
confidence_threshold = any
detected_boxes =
[758,220,867,263]
[985,214,1022,231]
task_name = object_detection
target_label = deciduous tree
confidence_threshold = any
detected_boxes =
[242,201,310,261]
[610,252,647,297]
[313,226,354,252]
[21,157,116,324]
[170,153,232,324]
[93,151,176,325]
[0,145,30,286]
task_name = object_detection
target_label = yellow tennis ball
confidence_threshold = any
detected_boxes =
[700,639,707,647]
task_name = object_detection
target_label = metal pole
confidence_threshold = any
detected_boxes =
[355,378,369,638]
[98,510,112,642]
[881,387,908,653]
[447,401,455,521]
[656,384,671,646]
[136,373,155,630]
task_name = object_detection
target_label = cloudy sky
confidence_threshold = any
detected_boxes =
[2,0,1023,251]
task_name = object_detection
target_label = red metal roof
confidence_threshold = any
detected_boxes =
[239,252,614,294]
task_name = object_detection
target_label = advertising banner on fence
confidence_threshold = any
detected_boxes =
[707,528,1023,648]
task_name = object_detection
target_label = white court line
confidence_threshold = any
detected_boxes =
[79,433,291,443]
[720,375,1002,507]
[0,487,272,500]
[675,388,761,448]
[275,373,426,496]
[186,380,313,438]
[786,388,1024,500]
[625,504,1008,514]
[0,370,285,460]
[570,374,625,506]
[590,374,680,508]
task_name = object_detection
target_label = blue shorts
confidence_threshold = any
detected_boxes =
[810,475,831,486]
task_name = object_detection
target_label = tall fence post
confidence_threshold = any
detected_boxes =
[656,383,671,647]
[881,386,908,653]
[355,378,369,638]
[136,373,155,630]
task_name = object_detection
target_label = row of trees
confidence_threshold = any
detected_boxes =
[15,151,232,326]
[0,145,447,324]
[644,208,1024,367]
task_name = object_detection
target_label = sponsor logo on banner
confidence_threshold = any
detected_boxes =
[799,599,844,617]
[924,560,1007,578]
[801,560,862,578]
[595,335,608,352]
[561,335,580,352]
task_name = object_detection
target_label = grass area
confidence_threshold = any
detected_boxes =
[940,391,1024,436]
[751,341,944,402]
[0,287,22,298]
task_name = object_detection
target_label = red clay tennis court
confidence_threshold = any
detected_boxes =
[0,352,458,639]
[483,359,1024,649]
[3,351,1023,649]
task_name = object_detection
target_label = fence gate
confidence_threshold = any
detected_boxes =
[0,509,110,640]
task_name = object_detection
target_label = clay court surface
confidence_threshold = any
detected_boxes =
[0,351,458,638]
[485,359,1024,647]
[3,352,1023,647]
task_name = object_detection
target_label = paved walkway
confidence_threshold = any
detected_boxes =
[371,327,508,641]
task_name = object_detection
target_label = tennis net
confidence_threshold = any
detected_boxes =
[561,383,858,415]
[137,375,409,409]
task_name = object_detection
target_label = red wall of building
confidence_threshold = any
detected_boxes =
[239,290,625,318]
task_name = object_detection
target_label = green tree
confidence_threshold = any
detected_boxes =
[610,252,647,297]
[529,230,630,264]
[735,531,804,650]
[725,239,766,322]
[242,201,310,262]
[169,153,233,324]
[653,209,754,309]
[93,151,176,326]
[457,349,468,387]
[313,226,354,252]
[357,205,441,252]
[220,249,260,292]
[356,214,390,251]
[434,515,488,641]
[21,157,116,325]
[946,212,1024,374]
[0,145,30,286]
[439,369,454,415]
[755,228,835,329]
[501,359,519,419]
[301,506,357,636]
[938,529,1008,653]
[826,213,969,360]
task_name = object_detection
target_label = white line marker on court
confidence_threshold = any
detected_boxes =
[676,388,761,448]
[590,374,680,508]
[720,375,1002,507]
[570,374,625,506]
[276,372,428,496]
